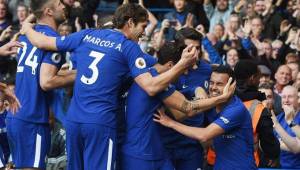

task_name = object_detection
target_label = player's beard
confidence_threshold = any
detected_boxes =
[54,11,66,26]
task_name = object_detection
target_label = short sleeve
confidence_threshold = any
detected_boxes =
[56,29,91,52]
[157,84,176,100]
[122,40,150,78]
[213,105,244,132]
[42,51,64,68]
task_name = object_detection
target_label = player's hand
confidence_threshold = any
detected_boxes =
[0,41,23,56]
[178,44,197,69]
[221,77,236,100]
[20,22,34,35]
[153,108,175,128]
[0,83,21,114]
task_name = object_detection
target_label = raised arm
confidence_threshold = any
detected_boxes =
[0,82,21,113]
[134,45,198,96]
[154,109,224,143]
[163,78,235,118]
[271,111,300,153]
[21,22,57,51]
[40,62,76,91]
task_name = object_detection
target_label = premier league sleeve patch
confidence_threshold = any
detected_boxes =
[51,53,62,64]
[135,57,146,69]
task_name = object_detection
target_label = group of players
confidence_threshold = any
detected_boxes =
[0,0,259,170]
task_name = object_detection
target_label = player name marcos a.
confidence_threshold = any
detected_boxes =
[83,35,122,51]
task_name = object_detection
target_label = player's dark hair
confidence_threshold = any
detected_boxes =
[174,27,202,53]
[212,65,236,82]
[157,41,181,65]
[113,3,148,29]
[30,0,52,19]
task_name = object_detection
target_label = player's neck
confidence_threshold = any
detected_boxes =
[36,18,58,31]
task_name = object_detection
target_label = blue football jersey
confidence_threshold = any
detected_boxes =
[7,25,62,123]
[208,96,256,170]
[123,68,175,160]
[56,29,151,127]
[160,60,211,150]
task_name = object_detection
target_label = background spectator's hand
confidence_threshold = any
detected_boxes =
[0,25,12,42]
[195,24,206,36]
[0,82,21,114]
[241,20,251,37]
[280,20,292,35]
[270,110,279,127]
[263,0,273,16]
[183,13,194,28]
[173,20,182,31]
[161,19,170,30]
[123,0,130,4]
[0,41,22,56]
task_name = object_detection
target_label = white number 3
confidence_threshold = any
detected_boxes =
[80,51,104,85]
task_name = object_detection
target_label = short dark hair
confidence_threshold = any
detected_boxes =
[113,3,148,29]
[212,65,235,82]
[234,59,259,80]
[157,41,181,65]
[30,0,51,19]
[174,27,202,54]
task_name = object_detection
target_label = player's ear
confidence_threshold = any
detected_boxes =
[127,18,135,28]
[44,7,53,16]
[167,61,174,68]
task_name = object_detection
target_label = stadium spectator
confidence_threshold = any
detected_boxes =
[274,65,292,95]
[234,60,280,168]
[272,85,300,169]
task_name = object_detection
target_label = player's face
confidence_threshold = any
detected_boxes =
[52,0,66,24]
[184,39,201,60]
[131,20,147,42]
[209,72,230,97]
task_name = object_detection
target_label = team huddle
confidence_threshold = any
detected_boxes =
[0,0,277,170]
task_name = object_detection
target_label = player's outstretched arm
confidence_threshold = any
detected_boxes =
[154,109,224,142]
[163,78,235,118]
[21,22,57,51]
[40,63,76,91]
[135,45,198,96]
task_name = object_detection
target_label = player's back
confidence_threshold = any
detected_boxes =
[63,29,148,128]
[7,25,61,123]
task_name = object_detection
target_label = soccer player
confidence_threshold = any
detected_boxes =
[122,41,235,170]
[159,27,211,170]
[6,0,75,169]
[155,65,257,170]
[21,3,198,169]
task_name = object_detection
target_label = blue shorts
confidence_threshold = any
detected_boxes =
[0,132,10,164]
[0,146,4,168]
[6,118,50,169]
[121,154,174,170]
[169,147,203,170]
[65,120,116,170]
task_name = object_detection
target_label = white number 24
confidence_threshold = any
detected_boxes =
[80,51,105,85]
[17,42,39,75]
